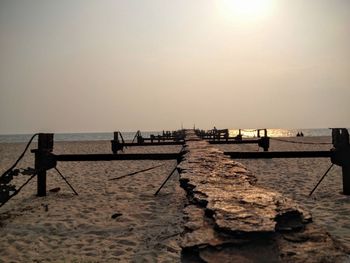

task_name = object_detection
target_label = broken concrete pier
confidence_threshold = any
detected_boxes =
[178,130,348,262]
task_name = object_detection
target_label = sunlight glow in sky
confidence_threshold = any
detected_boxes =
[0,0,349,133]
[219,0,275,23]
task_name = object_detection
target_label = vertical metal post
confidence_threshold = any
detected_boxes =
[236,129,242,141]
[258,137,270,152]
[35,133,54,197]
[114,131,119,141]
[342,166,350,195]
[36,162,46,197]
[331,128,350,195]
[111,132,119,154]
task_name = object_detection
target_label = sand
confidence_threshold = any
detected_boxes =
[0,141,185,262]
[216,136,350,250]
[1,136,350,262]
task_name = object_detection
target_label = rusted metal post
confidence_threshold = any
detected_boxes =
[236,129,242,141]
[342,166,350,195]
[331,128,350,195]
[254,129,270,151]
[111,132,120,154]
[137,134,144,144]
[259,137,270,152]
[35,133,54,197]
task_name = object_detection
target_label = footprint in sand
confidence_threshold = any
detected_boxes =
[117,239,137,247]
[111,250,125,257]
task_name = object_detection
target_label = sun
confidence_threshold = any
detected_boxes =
[218,0,275,23]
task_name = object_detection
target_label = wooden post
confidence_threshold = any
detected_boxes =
[35,133,54,197]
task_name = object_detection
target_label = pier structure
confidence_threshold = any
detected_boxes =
[224,128,350,195]
[178,130,348,262]
[2,128,348,201]
[111,130,184,154]
[196,128,270,151]
[31,133,184,197]
[0,130,185,205]
[1,128,350,261]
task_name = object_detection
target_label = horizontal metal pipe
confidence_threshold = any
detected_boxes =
[224,151,332,159]
[209,139,262,144]
[122,142,184,146]
[142,137,181,141]
[54,153,182,162]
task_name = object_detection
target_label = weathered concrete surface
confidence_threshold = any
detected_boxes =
[179,131,349,262]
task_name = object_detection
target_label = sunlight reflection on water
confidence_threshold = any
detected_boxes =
[229,128,332,138]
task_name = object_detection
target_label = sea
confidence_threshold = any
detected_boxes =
[0,128,337,143]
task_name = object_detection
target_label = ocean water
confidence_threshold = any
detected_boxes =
[0,131,163,143]
[0,128,336,143]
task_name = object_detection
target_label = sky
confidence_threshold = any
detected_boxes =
[0,0,349,134]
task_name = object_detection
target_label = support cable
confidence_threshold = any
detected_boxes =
[309,163,334,196]
[154,165,178,196]
[109,164,164,181]
[0,173,37,208]
[270,137,332,145]
[54,167,78,196]
[1,133,39,180]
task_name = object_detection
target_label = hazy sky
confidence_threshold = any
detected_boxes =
[1,0,349,134]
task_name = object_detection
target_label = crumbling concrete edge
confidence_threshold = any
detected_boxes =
[179,131,349,263]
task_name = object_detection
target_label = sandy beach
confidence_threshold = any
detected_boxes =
[0,141,185,262]
[1,136,350,261]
